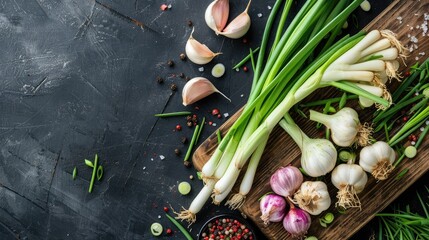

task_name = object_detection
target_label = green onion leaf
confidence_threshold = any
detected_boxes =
[184,125,200,161]
[395,168,409,180]
[154,111,192,117]
[72,167,77,180]
[85,159,94,168]
[232,47,260,70]
[88,154,98,193]
[217,129,222,143]
[165,214,193,240]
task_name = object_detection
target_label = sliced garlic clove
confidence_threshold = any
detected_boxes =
[205,0,229,33]
[217,0,251,39]
[182,77,231,106]
[185,28,221,65]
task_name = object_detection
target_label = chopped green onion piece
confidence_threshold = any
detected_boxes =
[184,125,200,161]
[217,129,222,143]
[404,146,417,158]
[178,181,191,195]
[194,117,205,146]
[72,167,77,180]
[396,168,409,180]
[85,159,94,168]
[305,236,318,240]
[196,171,203,180]
[339,92,347,109]
[165,214,193,240]
[150,222,163,236]
[323,212,335,224]
[338,150,355,162]
[97,165,104,181]
[211,63,225,78]
[319,218,327,228]
[154,111,192,117]
[88,154,98,193]
[232,47,260,70]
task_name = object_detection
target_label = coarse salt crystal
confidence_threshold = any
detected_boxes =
[151,158,154,161]
[235,68,239,72]
[159,155,165,160]
[212,123,217,127]
[158,215,161,219]
[240,94,244,97]
[198,67,204,72]
[143,166,146,170]
[257,13,263,18]
[167,4,172,8]
[421,127,425,132]
[426,120,429,125]
[267,5,272,10]
[416,56,420,61]
[411,141,416,145]
[411,36,418,43]
[223,113,229,118]
[419,52,426,55]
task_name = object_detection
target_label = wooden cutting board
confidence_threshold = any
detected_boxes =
[193,1,429,239]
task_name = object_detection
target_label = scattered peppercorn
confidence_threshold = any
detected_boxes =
[163,207,169,212]
[179,72,185,78]
[179,53,186,60]
[167,60,174,67]
[403,116,409,122]
[243,66,248,72]
[174,148,181,156]
[242,38,248,44]
[170,83,177,91]
[217,114,222,119]
[187,121,193,127]
[175,124,182,131]
[181,137,188,144]
[211,108,220,116]
[186,76,191,81]
[404,71,411,77]
[156,76,164,84]
[166,228,173,235]
[184,160,192,168]
[187,20,193,27]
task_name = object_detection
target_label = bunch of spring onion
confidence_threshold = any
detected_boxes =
[176,0,405,224]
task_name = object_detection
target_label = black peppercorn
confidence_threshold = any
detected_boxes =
[183,161,192,168]
[170,83,177,91]
[167,59,174,67]
[181,137,188,144]
[185,76,191,81]
[179,72,185,78]
[187,20,193,27]
[187,121,193,127]
[179,53,186,60]
[174,148,181,156]
[156,76,164,84]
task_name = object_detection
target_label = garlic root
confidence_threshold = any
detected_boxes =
[336,185,362,210]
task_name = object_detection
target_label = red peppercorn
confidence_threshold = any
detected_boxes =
[163,207,169,212]
[176,124,182,131]
[242,38,248,44]
[212,108,220,115]
[166,228,172,235]
[243,66,248,72]
[209,121,213,125]
[403,116,409,122]
[217,114,222,119]
[404,71,411,77]
[412,135,417,142]
[244,228,249,233]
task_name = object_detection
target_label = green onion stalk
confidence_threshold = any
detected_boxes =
[177,0,406,224]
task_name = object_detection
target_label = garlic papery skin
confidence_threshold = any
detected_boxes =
[359,141,396,180]
[259,193,287,225]
[331,163,368,210]
[279,118,337,177]
[205,0,229,33]
[270,166,303,198]
[309,107,372,147]
[294,181,331,216]
[185,28,221,65]
[182,77,231,106]
[217,0,251,39]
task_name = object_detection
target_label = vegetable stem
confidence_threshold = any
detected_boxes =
[88,154,98,193]
[166,214,193,240]
[154,111,192,117]
[185,125,200,161]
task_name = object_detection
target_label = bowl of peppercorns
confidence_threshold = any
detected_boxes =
[198,214,256,240]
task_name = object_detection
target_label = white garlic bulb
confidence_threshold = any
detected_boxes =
[359,141,396,180]
[294,181,331,215]
[331,163,368,210]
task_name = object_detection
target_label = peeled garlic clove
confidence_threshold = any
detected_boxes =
[182,77,231,106]
[185,28,221,65]
[205,0,229,32]
[218,0,251,39]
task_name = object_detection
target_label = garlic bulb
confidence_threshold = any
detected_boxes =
[331,163,368,210]
[294,181,331,215]
[182,77,231,106]
[205,0,229,32]
[359,141,396,180]
[309,107,372,147]
[217,0,251,39]
[185,28,221,65]
[279,118,337,177]
[270,166,303,198]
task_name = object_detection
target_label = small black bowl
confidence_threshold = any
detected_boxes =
[197,213,257,240]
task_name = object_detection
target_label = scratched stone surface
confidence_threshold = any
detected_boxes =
[0,0,428,239]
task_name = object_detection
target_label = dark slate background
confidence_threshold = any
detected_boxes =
[1,0,428,239]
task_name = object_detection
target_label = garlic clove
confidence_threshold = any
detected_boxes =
[182,77,231,106]
[217,0,251,39]
[205,0,229,32]
[185,28,221,65]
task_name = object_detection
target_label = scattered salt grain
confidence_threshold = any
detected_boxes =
[257,13,263,18]
[397,16,403,24]
[158,215,161,219]
[198,67,204,72]
[212,123,217,127]
[240,94,244,97]
[159,155,165,160]
[416,56,420,61]
[419,52,426,56]
[223,113,229,118]
[167,4,172,9]
[235,68,239,72]
[411,36,418,43]
[267,5,272,10]
[411,141,416,146]
[143,166,146,170]
[421,127,425,132]
[426,120,429,125]
[151,158,154,161]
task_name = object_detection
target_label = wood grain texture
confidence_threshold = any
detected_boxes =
[193,1,429,239]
